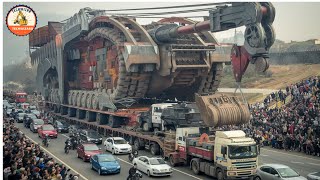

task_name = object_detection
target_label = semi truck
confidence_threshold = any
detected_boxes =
[166,127,258,180]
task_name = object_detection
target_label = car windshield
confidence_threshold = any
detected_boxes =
[114,139,127,144]
[34,119,44,125]
[7,109,13,112]
[43,125,54,131]
[277,168,300,178]
[228,145,257,159]
[19,113,26,117]
[84,145,99,151]
[99,156,116,162]
[57,121,63,126]
[88,132,100,138]
[149,158,166,165]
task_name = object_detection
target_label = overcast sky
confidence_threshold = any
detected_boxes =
[3,2,320,65]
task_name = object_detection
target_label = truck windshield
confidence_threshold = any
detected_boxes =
[228,145,257,159]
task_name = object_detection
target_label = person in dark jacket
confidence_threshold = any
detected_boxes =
[127,164,137,180]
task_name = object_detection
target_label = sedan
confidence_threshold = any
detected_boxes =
[79,129,103,144]
[132,156,172,177]
[104,137,132,154]
[307,172,320,180]
[30,119,44,132]
[24,113,37,128]
[53,120,69,133]
[77,143,102,162]
[15,112,26,123]
[255,164,307,180]
[38,124,58,138]
[90,154,121,175]
[31,110,41,118]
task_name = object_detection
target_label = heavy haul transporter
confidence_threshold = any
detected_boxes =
[29,2,275,179]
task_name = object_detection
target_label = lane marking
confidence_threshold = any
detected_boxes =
[261,148,320,162]
[291,161,304,164]
[61,133,203,179]
[308,162,320,166]
[21,132,89,180]
[117,156,203,180]
[260,154,269,157]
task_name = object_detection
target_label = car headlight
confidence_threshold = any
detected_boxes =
[87,138,92,141]
[117,165,121,169]
[152,169,159,172]
[115,147,119,150]
[101,167,107,170]
[169,168,173,172]
[99,138,102,140]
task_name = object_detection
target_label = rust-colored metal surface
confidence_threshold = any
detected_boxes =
[195,94,250,127]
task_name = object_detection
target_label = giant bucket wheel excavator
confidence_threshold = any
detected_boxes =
[30,2,275,127]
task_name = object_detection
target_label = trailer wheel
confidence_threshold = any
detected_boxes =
[134,139,141,150]
[191,160,200,175]
[150,143,160,155]
[217,168,224,180]
[169,155,176,167]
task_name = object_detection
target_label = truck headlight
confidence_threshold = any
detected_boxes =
[228,172,237,176]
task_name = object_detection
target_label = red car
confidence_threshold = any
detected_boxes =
[77,143,102,162]
[38,124,58,138]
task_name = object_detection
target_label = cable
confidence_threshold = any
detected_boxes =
[104,2,228,11]
[102,7,217,16]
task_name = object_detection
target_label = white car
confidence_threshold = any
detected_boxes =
[255,164,307,180]
[104,137,132,154]
[132,156,172,177]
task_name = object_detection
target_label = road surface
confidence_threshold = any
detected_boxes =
[15,122,319,180]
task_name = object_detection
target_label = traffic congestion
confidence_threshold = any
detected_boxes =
[3,96,320,180]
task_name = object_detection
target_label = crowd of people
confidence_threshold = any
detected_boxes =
[3,118,77,180]
[247,76,320,156]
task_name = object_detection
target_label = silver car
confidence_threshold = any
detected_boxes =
[255,164,307,180]
[307,172,320,180]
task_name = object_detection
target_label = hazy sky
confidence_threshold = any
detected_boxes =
[3,2,320,65]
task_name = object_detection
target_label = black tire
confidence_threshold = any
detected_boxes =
[150,143,160,155]
[112,149,116,155]
[191,160,200,175]
[147,170,151,177]
[169,155,176,167]
[65,148,69,154]
[98,168,102,175]
[134,139,140,150]
[217,168,224,180]
[254,176,261,180]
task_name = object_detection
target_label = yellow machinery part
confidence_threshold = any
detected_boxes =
[195,94,250,127]
[14,11,28,26]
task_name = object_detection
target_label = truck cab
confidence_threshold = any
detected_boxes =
[214,130,258,179]
[140,103,176,132]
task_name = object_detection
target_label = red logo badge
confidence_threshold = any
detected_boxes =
[6,5,37,36]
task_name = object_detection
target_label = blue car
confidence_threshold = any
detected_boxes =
[90,154,121,175]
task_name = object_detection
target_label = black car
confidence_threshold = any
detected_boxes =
[24,113,37,128]
[53,120,70,133]
[79,129,103,144]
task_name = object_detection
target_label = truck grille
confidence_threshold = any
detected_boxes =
[237,171,252,176]
[231,161,256,169]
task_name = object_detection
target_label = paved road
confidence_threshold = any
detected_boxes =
[218,88,276,95]
[260,147,320,177]
[15,122,209,180]
[16,122,319,179]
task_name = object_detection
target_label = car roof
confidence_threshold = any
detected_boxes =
[42,124,53,127]
[96,154,113,157]
[111,137,125,140]
[260,164,290,169]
